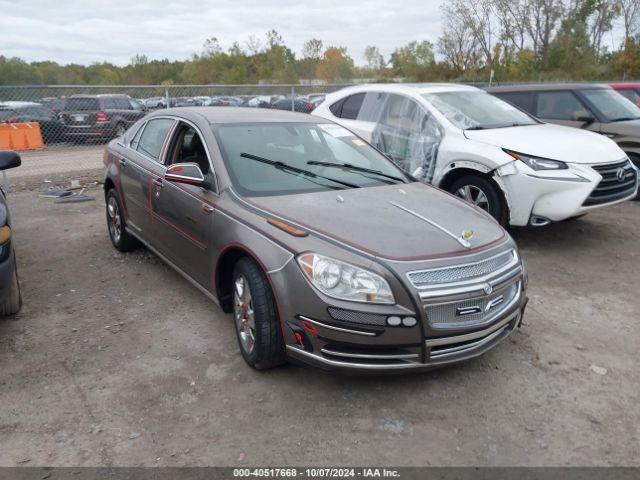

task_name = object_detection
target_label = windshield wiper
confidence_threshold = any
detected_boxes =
[240,153,360,189]
[307,161,406,184]
[611,116,640,122]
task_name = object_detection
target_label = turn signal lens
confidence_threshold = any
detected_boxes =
[0,225,11,244]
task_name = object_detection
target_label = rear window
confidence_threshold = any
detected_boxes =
[65,98,100,111]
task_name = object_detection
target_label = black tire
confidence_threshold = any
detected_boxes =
[449,175,506,225]
[106,189,139,252]
[0,256,22,316]
[232,257,285,370]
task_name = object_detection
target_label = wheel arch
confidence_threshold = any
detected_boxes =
[438,166,510,226]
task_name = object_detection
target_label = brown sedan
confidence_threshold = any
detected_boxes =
[103,107,528,373]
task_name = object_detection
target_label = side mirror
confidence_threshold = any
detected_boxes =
[572,111,595,125]
[165,162,205,186]
[0,151,21,171]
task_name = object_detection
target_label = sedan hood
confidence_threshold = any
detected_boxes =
[245,182,506,261]
[465,123,624,164]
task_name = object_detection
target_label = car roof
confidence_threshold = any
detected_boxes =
[331,83,480,96]
[487,83,611,92]
[154,106,326,124]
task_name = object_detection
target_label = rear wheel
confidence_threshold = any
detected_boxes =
[106,189,138,252]
[449,175,506,225]
[0,256,22,316]
[232,257,285,370]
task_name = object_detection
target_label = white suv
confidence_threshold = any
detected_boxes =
[313,84,638,226]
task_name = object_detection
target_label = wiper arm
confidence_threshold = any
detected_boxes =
[307,160,405,183]
[611,116,640,122]
[240,152,360,189]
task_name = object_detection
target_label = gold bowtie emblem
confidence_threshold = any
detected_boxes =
[461,230,474,240]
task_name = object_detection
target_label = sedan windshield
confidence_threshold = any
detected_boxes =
[423,91,538,130]
[214,122,408,196]
[581,88,640,122]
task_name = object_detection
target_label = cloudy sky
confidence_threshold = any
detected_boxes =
[0,0,444,66]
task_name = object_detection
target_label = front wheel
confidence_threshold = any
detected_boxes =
[232,257,285,370]
[449,175,506,225]
[0,256,22,316]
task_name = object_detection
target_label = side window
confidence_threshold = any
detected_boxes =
[371,94,442,183]
[536,91,587,120]
[329,98,346,117]
[358,92,387,121]
[495,92,535,114]
[166,123,210,175]
[340,93,365,120]
[136,118,174,161]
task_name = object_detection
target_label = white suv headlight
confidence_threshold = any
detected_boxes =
[297,253,395,304]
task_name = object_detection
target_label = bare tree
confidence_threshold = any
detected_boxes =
[493,0,532,52]
[245,35,262,55]
[438,2,481,71]
[619,0,640,43]
[589,0,620,57]
[302,39,324,60]
[363,45,385,70]
[525,0,564,68]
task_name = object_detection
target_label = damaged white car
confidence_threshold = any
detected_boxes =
[313,84,639,226]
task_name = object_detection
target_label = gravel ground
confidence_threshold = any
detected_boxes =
[0,182,638,467]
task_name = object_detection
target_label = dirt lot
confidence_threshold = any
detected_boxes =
[0,162,638,466]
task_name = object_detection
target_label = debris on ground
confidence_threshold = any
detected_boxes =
[589,365,608,375]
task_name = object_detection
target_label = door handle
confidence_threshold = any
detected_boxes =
[202,204,214,214]
[118,158,126,166]
[152,178,163,189]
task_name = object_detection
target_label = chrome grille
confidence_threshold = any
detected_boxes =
[583,159,637,206]
[426,281,520,329]
[408,250,515,288]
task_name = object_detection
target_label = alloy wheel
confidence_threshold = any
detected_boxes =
[233,275,255,354]
[107,196,122,244]
[455,185,490,212]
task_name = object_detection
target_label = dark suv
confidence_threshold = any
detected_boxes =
[60,94,147,142]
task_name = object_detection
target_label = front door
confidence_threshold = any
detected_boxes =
[150,121,216,289]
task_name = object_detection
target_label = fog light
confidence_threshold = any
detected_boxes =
[387,316,401,326]
[402,317,417,327]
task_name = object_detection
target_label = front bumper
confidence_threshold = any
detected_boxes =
[498,160,638,226]
[270,245,527,374]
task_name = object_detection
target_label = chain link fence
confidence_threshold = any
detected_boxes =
[0,84,352,151]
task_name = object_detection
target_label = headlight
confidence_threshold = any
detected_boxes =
[297,253,395,304]
[504,149,568,171]
[0,225,11,244]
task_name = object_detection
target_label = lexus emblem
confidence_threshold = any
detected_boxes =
[483,283,493,295]
[616,167,626,182]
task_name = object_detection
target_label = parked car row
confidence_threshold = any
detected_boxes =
[313,83,639,227]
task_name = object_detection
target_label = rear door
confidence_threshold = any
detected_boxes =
[120,117,175,237]
[150,121,216,288]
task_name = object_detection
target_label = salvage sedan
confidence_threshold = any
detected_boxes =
[103,108,528,373]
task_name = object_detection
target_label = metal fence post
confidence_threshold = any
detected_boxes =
[291,85,295,112]
[165,87,170,109]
